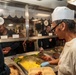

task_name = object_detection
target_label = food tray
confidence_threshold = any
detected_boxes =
[5,57,25,75]
[13,52,57,73]
[28,67,56,75]
[15,55,43,72]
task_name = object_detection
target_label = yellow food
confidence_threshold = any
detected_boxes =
[18,56,24,59]
[20,61,40,71]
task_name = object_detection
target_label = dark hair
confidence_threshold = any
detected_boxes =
[46,25,51,27]
[55,19,76,33]
[29,29,34,33]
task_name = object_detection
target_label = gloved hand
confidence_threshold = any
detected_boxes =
[40,62,50,67]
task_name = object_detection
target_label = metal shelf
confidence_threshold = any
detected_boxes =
[0,35,56,43]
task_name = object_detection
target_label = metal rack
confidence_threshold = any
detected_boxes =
[0,35,56,43]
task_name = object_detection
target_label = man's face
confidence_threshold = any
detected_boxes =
[0,25,5,34]
[51,21,64,39]
[46,26,51,32]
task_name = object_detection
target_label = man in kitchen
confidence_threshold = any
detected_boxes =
[38,25,56,51]
[0,17,20,56]
[40,6,76,75]
[0,17,10,75]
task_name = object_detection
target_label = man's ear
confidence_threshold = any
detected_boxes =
[61,22,66,31]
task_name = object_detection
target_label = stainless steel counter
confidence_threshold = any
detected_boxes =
[5,56,25,75]
[5,51,58,75]
[0,35,56,43]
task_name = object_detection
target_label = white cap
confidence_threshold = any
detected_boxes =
[0,17,4,25]
[52,6,74,22]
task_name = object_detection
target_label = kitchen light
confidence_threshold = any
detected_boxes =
[0,0,13,2]
[8,24,13,26]
[37,0,42,1]
[0,9,4,13]
[4,1,8,8]
[36,13,50,17]
[25,5,29,20]
[32,19,39,21]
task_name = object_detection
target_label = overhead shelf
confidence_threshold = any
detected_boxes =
[0,35,56,43]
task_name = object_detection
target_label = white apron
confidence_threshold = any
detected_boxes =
[58,38,76,75]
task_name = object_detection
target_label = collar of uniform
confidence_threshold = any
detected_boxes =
[65,38,76,47]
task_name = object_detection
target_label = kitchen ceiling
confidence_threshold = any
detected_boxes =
[12,0,67,9]
[0,0,67,9]
[1,0,76,11]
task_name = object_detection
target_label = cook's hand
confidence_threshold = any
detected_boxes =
[22,41,26,46]
[41,55,53,61]
[2,47,11,54]
[49,39,52,42]
[40,62,50,67]
[39,47,44,52]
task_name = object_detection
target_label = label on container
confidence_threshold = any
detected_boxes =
[1,35,8,39]
[38,34,42,36]
[12,34,19,38]
[49,33,53,36]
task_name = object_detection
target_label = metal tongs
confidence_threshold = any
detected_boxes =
[17,62,28,75]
